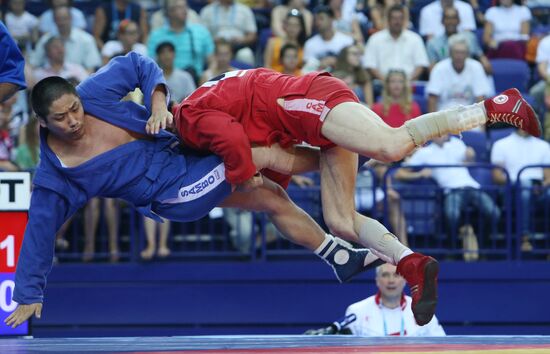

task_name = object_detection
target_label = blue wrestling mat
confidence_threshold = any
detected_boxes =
[1,335,550,353]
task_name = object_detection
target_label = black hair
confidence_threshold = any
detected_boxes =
[313,5,334,18]
[31,76,78,120]
[156,41,176,55]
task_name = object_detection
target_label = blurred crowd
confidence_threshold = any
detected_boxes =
[1,0,549,262]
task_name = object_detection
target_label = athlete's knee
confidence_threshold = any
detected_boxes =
[324,214,358,242]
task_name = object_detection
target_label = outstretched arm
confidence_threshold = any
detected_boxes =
[6,188,74,328]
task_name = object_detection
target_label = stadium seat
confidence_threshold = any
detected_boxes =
[461,130,489,162]
[490,59,530,93]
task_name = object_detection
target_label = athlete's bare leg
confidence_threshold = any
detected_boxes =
[219,175,382,282]
[318,146,410,265]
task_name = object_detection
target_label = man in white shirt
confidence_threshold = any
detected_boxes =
[31,36,89,86]
[427,33,491,111]
[491,129,550,250]
[363,4,429,81]
[419,0,476,39]
[304,5,354,71]
[345,263,446,336]
[395,135,501,261]
[31,6,101,72]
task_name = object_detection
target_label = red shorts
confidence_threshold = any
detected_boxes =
[277,74,360,150]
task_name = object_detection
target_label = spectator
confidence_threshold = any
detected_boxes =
[31,6,102,72]
[334,44,374,105]
[0,86,28,144]
[395,135,502,261]
[200,0,257,65]
[4,0,39,51]
[419,0,476,39]
[264,9,305,73]
[327,0,365,47]
[31,36,89,87]
[38,0,86,35]
[200,39,236,84]
[371,69,421,127]
[149,0,214,81]
[367,0,410,33]
[14,116,39,172]
[355,161,409,246]
[483,0,531,59]
[363,5,429,82]
[529,33,550,140]
[101,19,148,65]
[279,43,302,76]
[0,95,19,172]
[426,7,491,75]
[271,0,313,37]
[427,34,491,112]
[491,129,550,252]
[81,198,120,263]
[141,217,171,260]
[150,0,201,30]
[93,0,149,49]
[344,263,445,336]
[303,5,354,72]
[156,41,196,103]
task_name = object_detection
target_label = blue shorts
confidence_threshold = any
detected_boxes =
[152,154,232,222]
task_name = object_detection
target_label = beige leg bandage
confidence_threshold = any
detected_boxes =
[359,218,409,265]
[404,103,487,146]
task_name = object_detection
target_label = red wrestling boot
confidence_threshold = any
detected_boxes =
[396,253,439,326]
[484,88,542,137]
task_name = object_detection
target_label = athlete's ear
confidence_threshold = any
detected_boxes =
[38,115,48,128]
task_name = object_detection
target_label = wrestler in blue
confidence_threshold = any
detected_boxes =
[5,52,382,328]
[0,21,26,102]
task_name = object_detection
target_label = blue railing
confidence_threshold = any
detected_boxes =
[51,165,549,263]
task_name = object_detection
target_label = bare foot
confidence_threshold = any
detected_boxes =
[110,250,120,263]
[140,247,155,260]
[158,247,171,258]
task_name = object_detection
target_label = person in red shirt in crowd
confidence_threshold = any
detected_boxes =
[371,69,422,128]
[172,68,540,325]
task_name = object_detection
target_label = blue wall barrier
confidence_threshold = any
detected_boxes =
[32,260,550,337]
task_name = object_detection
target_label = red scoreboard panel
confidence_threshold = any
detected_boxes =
[0,173,31,336]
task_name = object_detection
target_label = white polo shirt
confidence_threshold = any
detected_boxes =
[427,57,492,110]
[362,29,429,78]
[419,0,476,37]
[304,32,354,61]
[345,293,446,336]
[485,5,531,43]
[491,132,550,183]
[405,137,480,189]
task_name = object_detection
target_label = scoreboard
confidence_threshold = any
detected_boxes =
[0,172,31,336]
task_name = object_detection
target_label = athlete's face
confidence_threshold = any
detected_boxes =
[41,94,86,141]
[376,264,405,299]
